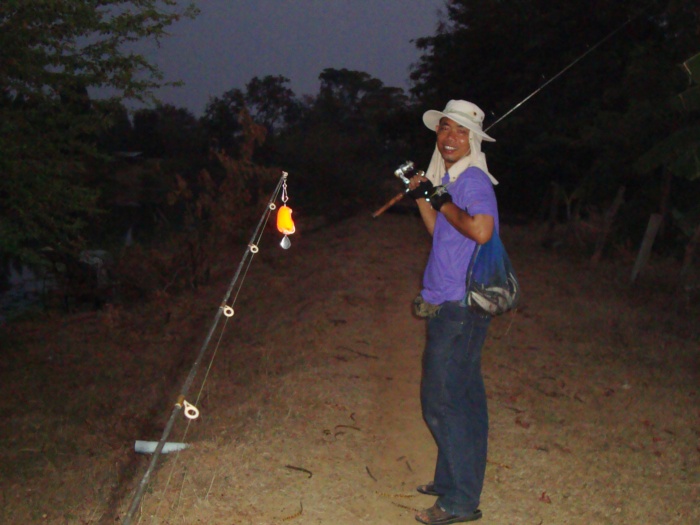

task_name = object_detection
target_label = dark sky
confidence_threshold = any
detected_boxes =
[139,0,446,116]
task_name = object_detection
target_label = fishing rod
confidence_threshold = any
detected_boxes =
[372,3,656,218]
[121,172,295,525]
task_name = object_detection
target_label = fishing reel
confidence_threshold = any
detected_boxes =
[394,160,447,209]
[395,160,434,200]
[370,161,428,218]
[394,160,424,186]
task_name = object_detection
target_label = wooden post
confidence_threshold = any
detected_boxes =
[541,182,561,248]
[590,186,625,266]
[658,168,672,237]
[547,182,560,234]
[630,213,663,282]
[680,223,700,281]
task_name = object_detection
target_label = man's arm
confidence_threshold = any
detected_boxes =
[415,197,438,235]
[439,203,494,244]
[408,174,494,243]
[408,174,438,234]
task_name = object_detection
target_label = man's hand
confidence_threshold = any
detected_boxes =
[428,185,452,211]
[407,174,438,234]
[406,179,434,200]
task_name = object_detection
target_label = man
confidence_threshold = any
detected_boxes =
[407,99,499,524]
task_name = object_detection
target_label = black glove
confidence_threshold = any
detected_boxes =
[406,179,434,200]
[428,185,452,211]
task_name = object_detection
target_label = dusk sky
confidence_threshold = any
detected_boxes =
[138,0,446,116]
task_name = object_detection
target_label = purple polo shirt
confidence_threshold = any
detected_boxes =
[421,166,499,305]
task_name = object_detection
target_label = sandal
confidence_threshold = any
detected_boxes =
[417,483,440,496]
[415,502,482,524]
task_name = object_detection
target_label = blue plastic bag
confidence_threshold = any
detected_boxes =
[464,231,521,316]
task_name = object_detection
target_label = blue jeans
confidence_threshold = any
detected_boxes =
[421,301,491,514]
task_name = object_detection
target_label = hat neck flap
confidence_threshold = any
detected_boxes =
[424,134,499,186]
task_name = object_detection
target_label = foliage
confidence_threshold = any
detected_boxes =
[409,0,700,249]
[635,125,700,182]
[244,75,302,133]
[131,104,207,160]
[269,68,412,219]
[636,51,700,183]
[201,86,245,154]
[5,0,700,309]
[633,47,700,260]
[678,52,700,111]
[0,1,198,266]
[201,75,301,154]
[114,108,281,299]
[201,70,413,216]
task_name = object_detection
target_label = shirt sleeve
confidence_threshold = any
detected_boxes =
[454,167,497,219]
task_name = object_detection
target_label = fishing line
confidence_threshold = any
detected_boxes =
[145,185,288,522]
[150,315,231,524]
[121,172,290,525]
[372,2,660,217]
[485,1,657,132]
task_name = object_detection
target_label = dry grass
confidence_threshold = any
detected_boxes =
[0,213,698,524]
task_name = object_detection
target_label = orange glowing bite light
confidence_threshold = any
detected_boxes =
[276,205,295,235]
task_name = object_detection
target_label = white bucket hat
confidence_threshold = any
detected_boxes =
[423,99,495,142]
[422,99,498,185]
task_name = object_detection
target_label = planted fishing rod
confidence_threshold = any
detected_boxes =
[372,3,655,218]
[121,171,295,525]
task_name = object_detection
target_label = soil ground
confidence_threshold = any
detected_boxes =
[1,210,698,525]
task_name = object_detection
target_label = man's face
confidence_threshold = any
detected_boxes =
[436,117,471,169]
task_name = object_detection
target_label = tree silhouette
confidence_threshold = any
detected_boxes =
[409,0,699,245]
[0,1,198,266]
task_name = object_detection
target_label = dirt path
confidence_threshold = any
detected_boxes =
[1,211,698,524]
[124,212,699,525]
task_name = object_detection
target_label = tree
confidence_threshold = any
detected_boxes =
[0,1,198,266]
[271,68,410,218]
[132,104,205,159]
[244,75,300,134]
[635,50,700,276]
[201,87,246,154]
[311,68,410,138]
[409,0,699,233]
[636,51,700,183]
[202,75,301,159]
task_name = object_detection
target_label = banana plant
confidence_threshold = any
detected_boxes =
[679,52,700,112]
[632,52,700,284]
[635,52,700,182]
